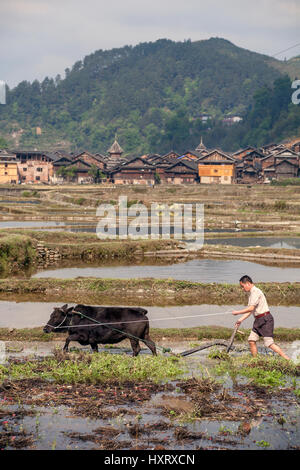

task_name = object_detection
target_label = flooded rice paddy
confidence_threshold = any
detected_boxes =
[1,351,299,450]
[205,237,300,250]
[1,213,300,450]
[33,257,300,284]
[0,219,268,234]
[0,301,299,329]
[0,221,87,229]
[1,380,299,450]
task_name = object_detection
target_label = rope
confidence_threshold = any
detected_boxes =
[47,308,235,355]
[48,309,234,330]
[49,309,167,354]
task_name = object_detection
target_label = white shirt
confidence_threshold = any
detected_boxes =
[248,285,269,317]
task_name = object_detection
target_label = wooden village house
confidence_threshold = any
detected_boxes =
[109,156,157,185]
[3,137,300,185]
[197,150,236,184]
[0,153,19,184]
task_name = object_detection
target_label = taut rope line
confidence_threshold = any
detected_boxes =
[46,309,234,330]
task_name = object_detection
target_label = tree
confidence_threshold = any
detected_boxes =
[0,136,8,149]
[88,164,104,183]
[154,171,161,185]
[57,166,76,182]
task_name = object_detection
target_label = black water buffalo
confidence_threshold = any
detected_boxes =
[43,304,157,356]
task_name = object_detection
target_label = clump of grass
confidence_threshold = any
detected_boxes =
[0,352,185,384]
[271,179,300,187]
[274,200,288,211]
[0,325,300,343]
[74,197,85,205]
[256,440,271,448]
[132,188,147,194]
[21,190,40,198]
[166,188,176,194]
[213,354,300,388]
[208,348,230,361]
[244,355,300,376]
[239,367,286,387]
[0,234,37,274]
[127,199,140,208]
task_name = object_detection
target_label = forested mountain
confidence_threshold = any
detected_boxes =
[0,38,299,154]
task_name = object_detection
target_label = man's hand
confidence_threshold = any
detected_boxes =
[232,310,241,315]
[235,320,242,328]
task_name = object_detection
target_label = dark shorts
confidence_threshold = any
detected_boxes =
[252,314,274,338]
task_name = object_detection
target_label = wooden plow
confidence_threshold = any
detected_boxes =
[178,325,242,357]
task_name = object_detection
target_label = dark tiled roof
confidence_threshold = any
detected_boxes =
[109,155,156,174]
[108,140,123,154]
[198,149,236,162]
[274,158,299,167]
[165,159,198,172]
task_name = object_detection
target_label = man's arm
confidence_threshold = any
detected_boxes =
[232,305,254,326]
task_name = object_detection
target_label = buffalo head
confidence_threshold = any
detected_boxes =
[43,304,71,333]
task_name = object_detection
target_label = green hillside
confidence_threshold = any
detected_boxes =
[0,38,299,154]
[271,55,300,81]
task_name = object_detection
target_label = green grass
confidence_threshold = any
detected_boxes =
[213,355,300,388]
[0,352,185,384]
[271,179,300,186]
[0,234,37,275]
[256,440,271,448]
[2,276,300,307]
[0,326,300,343]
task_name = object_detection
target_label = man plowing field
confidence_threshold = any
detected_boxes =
[232,275,290,361]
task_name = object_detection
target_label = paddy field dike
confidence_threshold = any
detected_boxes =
[0,182,299,450]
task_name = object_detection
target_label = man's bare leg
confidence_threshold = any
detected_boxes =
[249,340,258,357]
[269,343,290,361]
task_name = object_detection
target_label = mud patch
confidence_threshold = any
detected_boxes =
[0,429,35,450]
[1,353,300,450]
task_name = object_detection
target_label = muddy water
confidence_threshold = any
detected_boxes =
[0,221,67,229]
[0,218,266,234]
[32,258,300,283]
[0,301,299,329]
[0,358,299,450]
[206,237,300,250]
[2,397,299,450]
[0,301,299,451]
[0,200,41,204]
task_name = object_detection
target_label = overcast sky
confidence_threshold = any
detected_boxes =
[0,0,299,88]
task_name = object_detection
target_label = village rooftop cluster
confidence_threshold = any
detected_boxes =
[0,137,300,185]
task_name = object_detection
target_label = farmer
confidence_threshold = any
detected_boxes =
[232,275,290,360]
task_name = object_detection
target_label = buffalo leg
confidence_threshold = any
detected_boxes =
[91,343,99,353]
[63,334,80,352]
[129,338,141,357]
[142,335,157,356]
[63,337,70,352]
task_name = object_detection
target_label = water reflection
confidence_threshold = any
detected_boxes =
[205,237,300,250]
[32,258,300,284]
[0,221,66,229]
[0,301,298,328]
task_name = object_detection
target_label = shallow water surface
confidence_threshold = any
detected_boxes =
[32,258,300,284]
[0,365,299,450]
[0,301,298,329]
[0,221,67,229]
[205,237,300,250]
